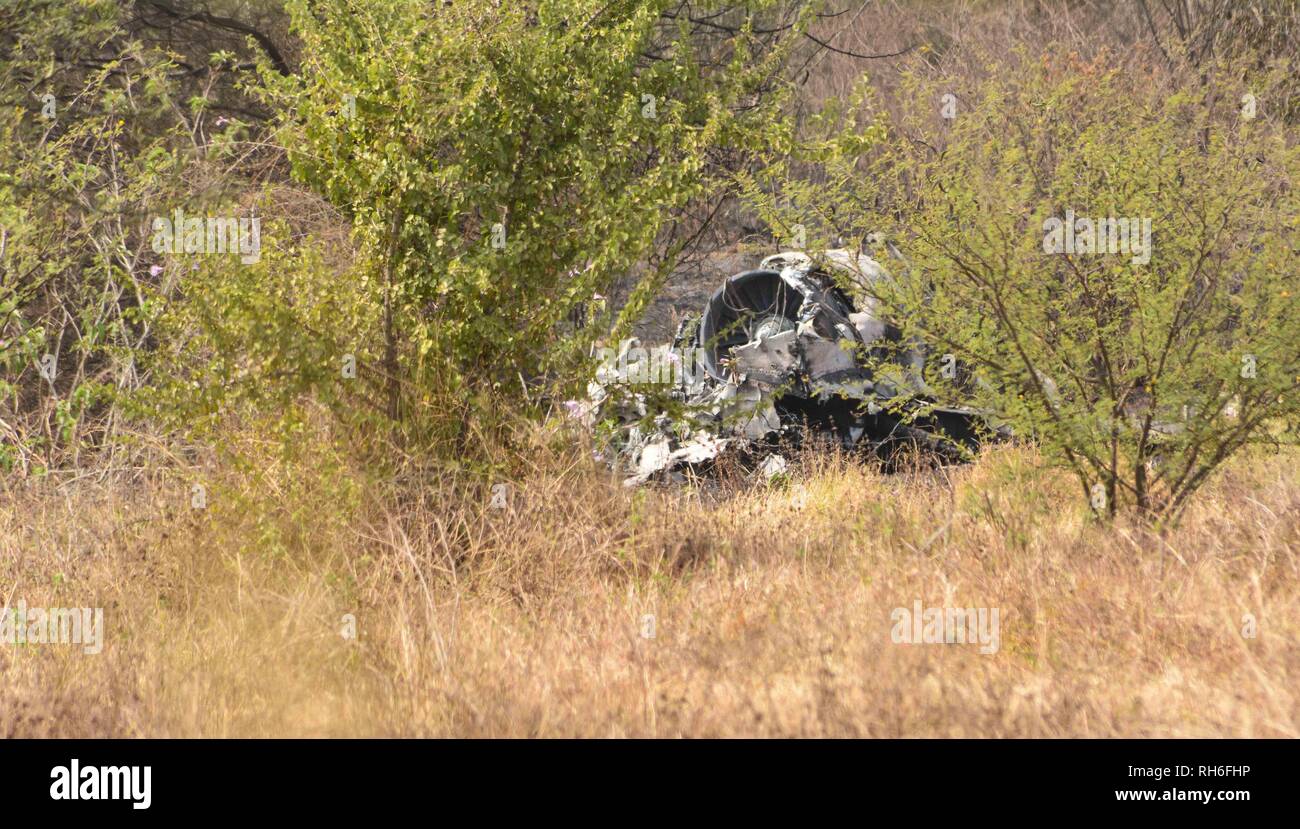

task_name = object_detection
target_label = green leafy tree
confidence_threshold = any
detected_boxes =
[0,0,195,472]
[250,0,805,452]
[753,48,1300,518]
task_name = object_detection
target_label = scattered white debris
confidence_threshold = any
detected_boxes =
[759,454,788,480]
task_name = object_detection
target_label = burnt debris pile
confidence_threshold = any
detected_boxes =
[574,249,1002,486]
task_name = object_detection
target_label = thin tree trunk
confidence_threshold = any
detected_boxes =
[383,206,404,422]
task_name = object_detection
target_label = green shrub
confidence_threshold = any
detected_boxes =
[0,0,196,471]
[754,47,1300,518]
[249,0,801,453]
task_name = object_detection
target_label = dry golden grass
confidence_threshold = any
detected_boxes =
[2,429,1298,737]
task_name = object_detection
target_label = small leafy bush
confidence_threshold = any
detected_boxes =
[754,47,1300,518]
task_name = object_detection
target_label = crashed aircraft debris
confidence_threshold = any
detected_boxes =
[582,248,999,486]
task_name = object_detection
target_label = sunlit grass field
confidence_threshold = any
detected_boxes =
[3,430,1296,737]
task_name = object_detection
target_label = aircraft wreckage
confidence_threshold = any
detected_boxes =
[576,248,1003,486]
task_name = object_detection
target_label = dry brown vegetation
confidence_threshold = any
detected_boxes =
[3,427,1297,737]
